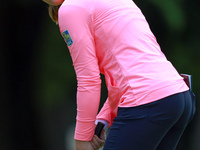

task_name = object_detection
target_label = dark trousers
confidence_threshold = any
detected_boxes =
[103,90,196,150]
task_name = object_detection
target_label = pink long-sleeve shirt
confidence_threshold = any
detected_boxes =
[58,0,189,141]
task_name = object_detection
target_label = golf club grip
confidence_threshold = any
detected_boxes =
[95,122,105,138]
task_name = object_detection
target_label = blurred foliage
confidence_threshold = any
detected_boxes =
[36,17,77,110]
[150,0,186,31]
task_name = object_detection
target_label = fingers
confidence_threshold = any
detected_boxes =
[100,130,106,141]
[91,135,105,150]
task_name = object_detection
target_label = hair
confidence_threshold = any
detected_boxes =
[48,5,61,23]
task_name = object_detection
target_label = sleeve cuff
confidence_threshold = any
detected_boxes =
[74,119,95,141]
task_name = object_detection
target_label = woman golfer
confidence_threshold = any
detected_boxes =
[43,0,195,149]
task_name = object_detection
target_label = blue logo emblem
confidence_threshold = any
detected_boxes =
[62,30,73,46]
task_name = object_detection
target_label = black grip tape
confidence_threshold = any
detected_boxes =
[95,122,105,137]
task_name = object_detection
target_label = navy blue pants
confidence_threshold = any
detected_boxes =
[103,90,195,150]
